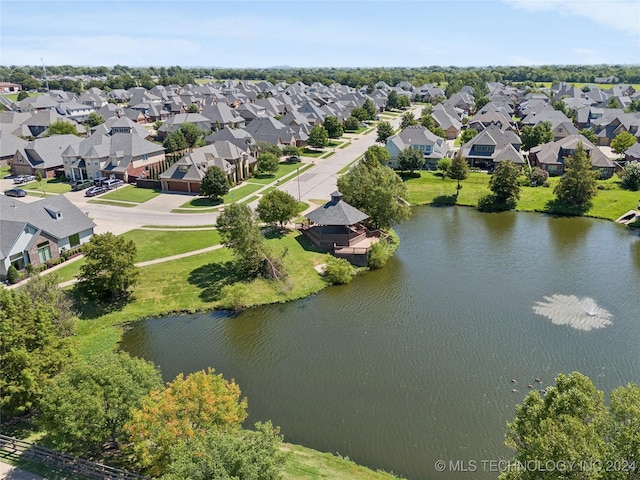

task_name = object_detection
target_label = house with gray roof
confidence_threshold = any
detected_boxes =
[242,117,298,147]
[460,124,524,169]
[0,195,95,280]
[625,142,640,163]
[201,102,245,131]
[12,134,82,178]
[156,113,212,139]
[386,125,450,168]
[0,129,27,167]
[159,140,255,193]
[529,134,615,178]
[205,127,255,151]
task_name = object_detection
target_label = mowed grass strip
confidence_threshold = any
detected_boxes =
[248,161,306,185]
[178,182,264,208]
[100,185,161,203]
[22,178,72,194]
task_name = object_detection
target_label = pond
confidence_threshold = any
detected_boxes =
[121,206,640,479]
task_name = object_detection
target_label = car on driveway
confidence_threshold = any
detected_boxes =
[85,186,106,197]
[103,178,124,190]
[13,175,27,184]
[5,188,27,197]
[72,179,93,191]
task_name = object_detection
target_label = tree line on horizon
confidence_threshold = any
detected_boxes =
[3,64,640,93]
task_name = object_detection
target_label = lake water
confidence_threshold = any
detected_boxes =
[121,206,640,479]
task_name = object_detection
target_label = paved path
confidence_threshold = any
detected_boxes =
[0,461,45,480]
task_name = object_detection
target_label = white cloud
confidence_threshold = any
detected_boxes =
[504,0,640,36]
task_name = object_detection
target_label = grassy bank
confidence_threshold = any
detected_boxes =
[405,171,640,221]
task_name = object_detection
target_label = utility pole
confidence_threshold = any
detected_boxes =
[41,58,49,91]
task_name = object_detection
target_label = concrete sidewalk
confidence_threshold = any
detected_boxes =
[0,461,45,480]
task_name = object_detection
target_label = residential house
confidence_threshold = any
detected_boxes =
[16,95,60,112]
[386,125,450,168]
[160,140,255,193]
[242,117,298,146]
[56,101,95,123]
[459,124,524,170]
[431,103,463,140]
[0,129,27,167]
[62,120,165,183]
[0,82,21,93]
[529,134,615,178]
[205,127,256,151]
[0,195,95,280]
[624,142,640,163]
[201,102,246,131]
[156,113,212,139]
[12,134,82,178]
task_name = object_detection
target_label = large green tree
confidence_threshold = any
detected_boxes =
[579,128,598,145]
[323,116,343,139]
[0,288,71,418]
[162,422,288,480]
[200,165,230,199]
[386,90,400,110]
[610,131,637,158]
[179,122,206,148]
[376,121,394,144]
[125,368,248,476]
[619,160,640,191]
[448,152,469,197]
[257,189,298,227]
[78,232,139,299]
[400,112,418,129]
[553,143,598,208]
[490,160,521,204]
[362,98,377,120]
[344,115,360,131]
[85,112,105,128]
[337,147,410,229]
[256,152,280,176]
[163,131,187,153]
[364,145,391,165]
[307,125,329,149]
[397,147,425,174]
[520,121,554,151]
[217,203,286,279]
[47,120,81,137]
[40,352,162,455]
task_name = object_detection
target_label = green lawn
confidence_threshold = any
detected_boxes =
[2,91,42,102]
[249,161,305,185]
[283,444,404,480]
[87,199,137,207]
[344,126,367,135]
[405,171,640,221]
[302,148,327,158]
[22,178,72,194]
[1,165,11,178]
[70,230,330,357]
[99,185,161,203]
[178,183,264,209]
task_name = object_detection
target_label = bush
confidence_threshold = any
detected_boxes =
[619,161,640,191]
[218,283,251,311]
[367,239,395,269]
[476,193,516,212]
[323,257,355,285]
[6,265,21,284]
[529,167,549,186]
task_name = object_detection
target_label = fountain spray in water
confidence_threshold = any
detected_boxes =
[533,294,613,331]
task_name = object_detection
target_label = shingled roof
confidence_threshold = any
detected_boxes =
[306,191,368,226]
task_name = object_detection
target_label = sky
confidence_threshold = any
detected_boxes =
[1,0,639,68]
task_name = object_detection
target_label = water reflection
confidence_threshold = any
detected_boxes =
[547,215,594,254]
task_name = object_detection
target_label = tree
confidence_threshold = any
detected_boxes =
[308,125,329,149]
[323,116,343,139]
[125,368,248,476]
[162,131,187,153]
[216,203,286,279]
[162,421,288,480]
[0,288,71,418]
[529,166,549,187]
[186,103,199,113]
[257,189,298,227]
[47,120,81,137]
[552,99,568,115]
[257,152,280,176]
[607,97,620,109]
[200,165,230,199]
[579,128,598,145]
[432,127,447,138]
[17,90,29,101]
[362,98,377,120]
[337,149,410,229]
[520,121,554,151]
[420,113,436,131]
[179,122,206,148]
[490,160,521,204]
[448,152,469,197]
[386,90,400,110]
[78,232,139,300]
[398,147,425,174]
[475,96,490,111]
[501,372,610,480]
[460,128,478,144]
[619,160,640,191]
[344,115,360,131]
[400,112,417,129]
[40,352,162,455]
[350,107,368,122]
[255,141,283,157]
[281,145,301,159]
[22,273,77,337]
[610,131,637,158]
[437,158,451,178]
[86,112,105,128]
[364,145,391,165]
[376,121,394,144]
[323,256,355,285]
[399,95,411,109]
[553,143,598,208]
[607,383,640,473]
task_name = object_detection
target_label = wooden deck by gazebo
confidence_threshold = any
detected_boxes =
[299,191,381,265]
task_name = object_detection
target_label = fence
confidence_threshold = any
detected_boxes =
[0,434,148,480]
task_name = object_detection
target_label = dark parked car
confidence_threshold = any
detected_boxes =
[85,186,106,197]
[5,188,27,197]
